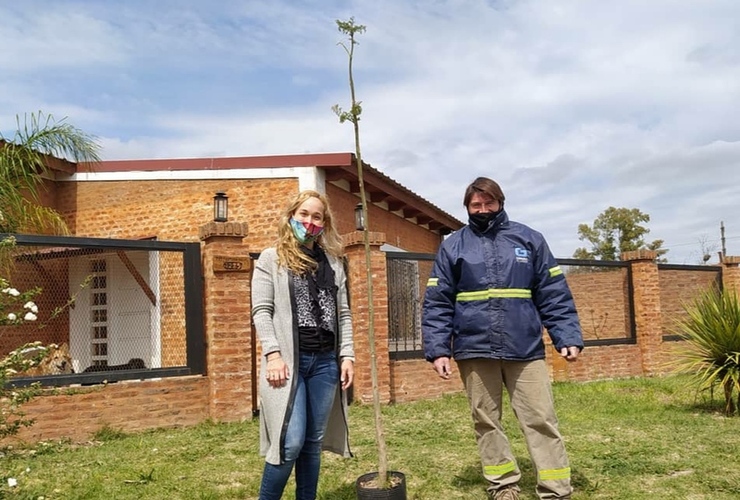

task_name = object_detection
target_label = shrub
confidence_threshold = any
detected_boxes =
[671,286,740,415]
[0,278,46,438]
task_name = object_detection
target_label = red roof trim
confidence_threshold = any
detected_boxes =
[85,152,354,172]
[59,151,463,234]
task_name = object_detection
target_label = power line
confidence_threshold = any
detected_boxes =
[662,234,740,250]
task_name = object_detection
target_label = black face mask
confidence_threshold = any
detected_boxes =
[468,211,500,231]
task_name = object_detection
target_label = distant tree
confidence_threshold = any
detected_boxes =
[694,234,719,265]
[573,207,667,261]
[1,112,100,236]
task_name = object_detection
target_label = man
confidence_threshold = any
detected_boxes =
[422,177,583,500]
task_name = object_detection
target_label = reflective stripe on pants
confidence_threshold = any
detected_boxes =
[457,358,573,499]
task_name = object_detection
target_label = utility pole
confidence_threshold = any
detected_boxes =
[721,221,727,260]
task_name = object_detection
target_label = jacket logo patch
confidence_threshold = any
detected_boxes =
[514,247,530,263]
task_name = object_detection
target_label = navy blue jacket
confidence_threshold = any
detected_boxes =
[422,210,583,362]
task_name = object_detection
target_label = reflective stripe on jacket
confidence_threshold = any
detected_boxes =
[422,210,583,362]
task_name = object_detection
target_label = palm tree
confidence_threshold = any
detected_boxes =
[1,112,100,236]
[0,112,99,437]
[671,286,740,415]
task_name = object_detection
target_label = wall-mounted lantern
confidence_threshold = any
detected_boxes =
[354,202,365,231]
[355,203,365,231]
[213,192,229,222]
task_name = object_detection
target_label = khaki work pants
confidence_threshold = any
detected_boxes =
[457,358,572,499]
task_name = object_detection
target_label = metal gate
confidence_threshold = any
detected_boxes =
[385,251,435,359]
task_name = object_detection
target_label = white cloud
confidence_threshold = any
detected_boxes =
[2,0,740,263]
[0,7,127,71]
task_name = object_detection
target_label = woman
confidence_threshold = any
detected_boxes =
[252,190,355,500]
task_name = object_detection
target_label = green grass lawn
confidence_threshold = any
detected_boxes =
[1,375,738,499]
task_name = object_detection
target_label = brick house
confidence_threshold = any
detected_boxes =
[5,150,740,444]
[46,152,459,248]
[3,152,465,442]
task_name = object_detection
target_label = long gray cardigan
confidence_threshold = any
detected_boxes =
[251,247,355,465]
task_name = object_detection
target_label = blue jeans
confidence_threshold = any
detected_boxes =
[259,352,339,500]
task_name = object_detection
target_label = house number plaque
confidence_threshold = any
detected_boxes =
[213,255,251,273]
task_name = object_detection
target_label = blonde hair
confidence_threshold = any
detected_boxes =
[275,190,344,275]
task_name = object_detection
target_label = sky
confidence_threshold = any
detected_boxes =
[2,0,740,264]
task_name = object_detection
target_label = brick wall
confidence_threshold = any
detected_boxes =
[659,268,720,336]
[343,231,392,404]
[52,179,443,256]
[390,358,465,403]
[547,343,643,382]
[382,251,740,397]
[200,222,254,422]
[8,174,740,445]
[2,175,449,443]
[11,245,725,444]
[325,183,444,252]
[565,268,631,341]
[54,178,298,253]
[721,256,740,290]
[5,376,208,443]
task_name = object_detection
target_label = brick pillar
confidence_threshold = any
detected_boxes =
[343,230,391,404]
[621,249,662,376]
[721,256,740,293]
[199,221,253,421]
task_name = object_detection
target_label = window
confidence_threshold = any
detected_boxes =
[90,259,109,366]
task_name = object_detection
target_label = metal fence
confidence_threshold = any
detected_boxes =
[2,234,204,387]
[557,258,635,346]
[657,263,722,342]
[386,251,727,360]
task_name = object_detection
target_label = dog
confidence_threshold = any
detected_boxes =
[16,342,74,376]
[82,358,147,373]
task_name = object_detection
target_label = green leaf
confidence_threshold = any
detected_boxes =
[670,286,740,414]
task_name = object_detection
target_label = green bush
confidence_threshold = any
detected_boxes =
[672,286,740,415]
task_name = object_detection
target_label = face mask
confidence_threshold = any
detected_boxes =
[468,211,500,231]
[290,217,324,244]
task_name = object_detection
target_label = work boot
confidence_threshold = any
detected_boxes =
[491,486,520,500]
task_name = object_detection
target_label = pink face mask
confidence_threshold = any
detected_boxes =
[290,217,324,243]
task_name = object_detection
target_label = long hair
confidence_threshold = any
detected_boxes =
[275,190,344,275]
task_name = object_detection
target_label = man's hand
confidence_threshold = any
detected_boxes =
[433,356,453,379]
[560,346,580,362]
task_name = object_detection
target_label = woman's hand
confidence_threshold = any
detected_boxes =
[340,358,354,390]
[266,352,289,387]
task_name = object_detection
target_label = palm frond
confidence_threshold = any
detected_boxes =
[15,112,101,164]
[670,286,740,414]
[0,112,100,236]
